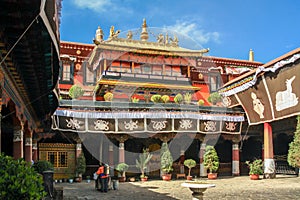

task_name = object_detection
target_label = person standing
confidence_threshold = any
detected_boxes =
[96,163,109,192]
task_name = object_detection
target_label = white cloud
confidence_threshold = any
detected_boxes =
[73,0,112,12]
[166,20,220,45]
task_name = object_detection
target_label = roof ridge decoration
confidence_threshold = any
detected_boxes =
[219,53,300,96]
[92,19,209,54]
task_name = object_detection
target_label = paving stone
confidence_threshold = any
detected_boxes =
[59,175,300,199]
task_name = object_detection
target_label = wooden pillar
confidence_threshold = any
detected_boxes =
[32,139,38,162]
[119,142,125,163]
[24,131,33,163]
[76,143,82,158]
[109,144,114,175]
[187,66,190,78]
[263,122,276,178]
[232,142,240,176]
[117,135,129,164]
[199,142,207,177]
[13,122,24,159]
[179,150,185,174]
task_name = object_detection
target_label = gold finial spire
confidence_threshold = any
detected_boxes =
[249,49,254,61]
[93,26,103,44]
[140,18,149,41]
[97,26,104,39]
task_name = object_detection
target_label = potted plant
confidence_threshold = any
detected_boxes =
[203,145,219,179]
[184,93,192,104]
[245,159,263,180]
[161,95,170,103]
[150,94,162,103]
[69,85,84,99]
[131,97,139,103]
[136,148,153,181]
[68,176,74,183]
[104,91,113,101]
[184,159,196,180]
[86,175,91,183]
[198,99,205,106]
[115,162,129,182]
[75,153,86,182]
[174,93,183,104]
[208,92,222,105]
[160,143,173,181]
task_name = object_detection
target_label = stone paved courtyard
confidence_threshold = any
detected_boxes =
[59,175,300,200]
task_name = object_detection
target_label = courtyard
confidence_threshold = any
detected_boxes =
[60,175,300,200]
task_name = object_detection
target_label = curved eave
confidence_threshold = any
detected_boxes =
[0,0,60,128]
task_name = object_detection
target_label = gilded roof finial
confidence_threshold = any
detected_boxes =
[249,49,254,61]
[140,18,149,41]
[93,26,104,45]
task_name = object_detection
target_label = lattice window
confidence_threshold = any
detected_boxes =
[58,152,68,168]
[62,63,71,81]
[47,152,57,167]
[47,151,68,168]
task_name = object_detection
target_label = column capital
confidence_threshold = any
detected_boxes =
[154,133,174,143]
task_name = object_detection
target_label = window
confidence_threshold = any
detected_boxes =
[209,73,221,92]
[60,61,74,84]
[62,63,71,81]
[85,67,95,84]
[152,65,162,75]
[142,64,151,74]
[47,151,68,168]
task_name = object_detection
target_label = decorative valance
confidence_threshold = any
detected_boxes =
[52,109,243,134]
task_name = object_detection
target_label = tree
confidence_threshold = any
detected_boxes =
[184,159,196,177]
[76,153,86,176]
[203,145,219,173]
[136,148,153,178]
[288,115,300,168]
[160,143,173,174]
[208,92,222,105]
[0,153,46,199]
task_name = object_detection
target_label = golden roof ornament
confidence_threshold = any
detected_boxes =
[109,25,120,40]
[93,26,104,45]
[140,18,149,41]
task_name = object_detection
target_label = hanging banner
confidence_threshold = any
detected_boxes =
[52,112,242,134]
[235,62,300,125]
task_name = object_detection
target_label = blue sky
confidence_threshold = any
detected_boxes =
[60,0,300,63]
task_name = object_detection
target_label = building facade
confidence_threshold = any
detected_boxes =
[0,0,61,163]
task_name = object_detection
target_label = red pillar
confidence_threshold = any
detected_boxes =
[232,143,240,176]
[76,143,82,158]
[24,132,33,163]
[32,139,38,162]
[263,122,276,178]
[13,123,24,159]
[119,142,125,163]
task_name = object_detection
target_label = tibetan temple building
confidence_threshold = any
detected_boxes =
[47,19,278,179]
